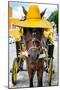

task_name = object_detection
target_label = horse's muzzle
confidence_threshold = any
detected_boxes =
[28,53,39,64]
[27,47,40,63]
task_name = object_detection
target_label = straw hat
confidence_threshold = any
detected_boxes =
[19,5,52,28]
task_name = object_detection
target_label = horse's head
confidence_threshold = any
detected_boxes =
[27,38,40,63]
[23,28,46,63]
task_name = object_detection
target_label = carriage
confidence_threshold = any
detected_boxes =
[11,5,54,87]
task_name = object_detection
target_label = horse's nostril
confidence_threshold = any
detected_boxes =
[28,54,30,57]
[37,54,39,58]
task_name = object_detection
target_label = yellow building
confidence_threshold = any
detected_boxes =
[9,7,23,41]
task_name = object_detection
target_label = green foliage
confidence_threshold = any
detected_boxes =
[48,10,58,33]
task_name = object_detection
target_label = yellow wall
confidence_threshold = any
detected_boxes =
[8,6,22,41]
[9,18,23,41]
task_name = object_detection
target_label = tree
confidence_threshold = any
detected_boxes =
[48,10,58,34]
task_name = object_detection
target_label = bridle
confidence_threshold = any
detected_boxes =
[26,38,46,64]
[23,28,48,63]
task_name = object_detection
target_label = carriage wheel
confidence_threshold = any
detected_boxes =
[48,58,53,86]
[12,58,19,85]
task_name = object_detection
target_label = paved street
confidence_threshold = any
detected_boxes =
[9,39,59,88]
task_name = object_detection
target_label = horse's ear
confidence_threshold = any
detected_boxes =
[22,6,27,15]
[41,8,47,18]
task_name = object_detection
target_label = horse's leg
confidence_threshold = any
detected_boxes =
[37,70,43,87]
[30,75,33,87]
[27,64,35,87]
[26,59,35,87]
[37,71,40,86]
[29,69,35,87]
[37,61,44,87]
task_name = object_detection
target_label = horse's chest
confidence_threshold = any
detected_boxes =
[27,60,44,71]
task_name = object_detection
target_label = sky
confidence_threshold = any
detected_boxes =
[9,2,58,19]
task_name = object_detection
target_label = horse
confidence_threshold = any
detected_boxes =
[23,28,47,87]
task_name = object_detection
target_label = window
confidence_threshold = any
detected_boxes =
[12,24,16,30]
